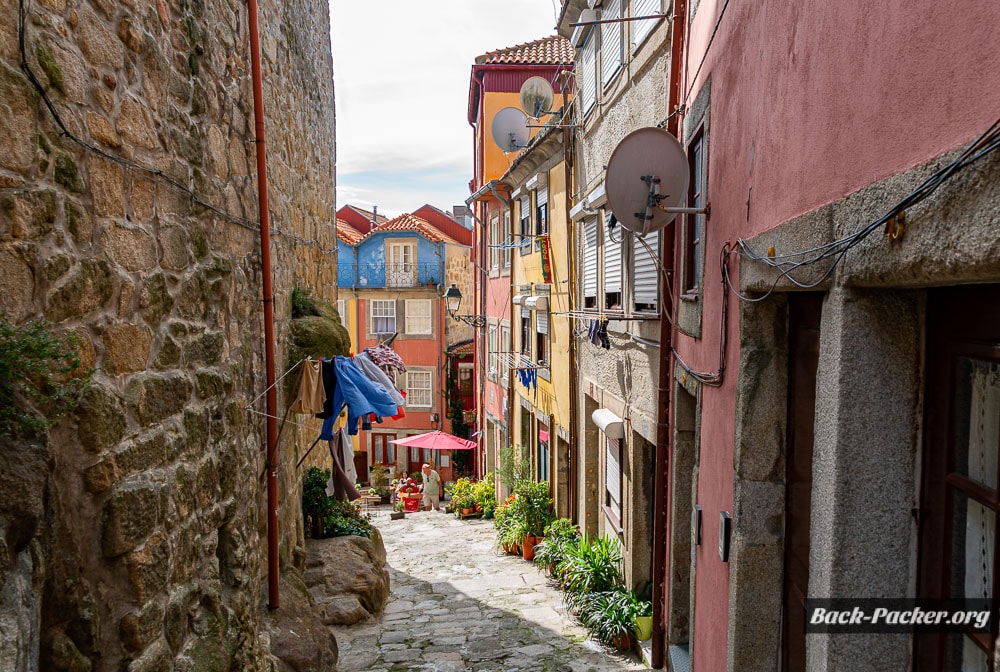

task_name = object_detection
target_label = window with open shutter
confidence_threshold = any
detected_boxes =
[520,195,532,256]
[606,437,622,522]
[603,213,622,307]
[601,0,623,89]
[583,217,598,307]
[631,0,661,50]
[632,231,659,311]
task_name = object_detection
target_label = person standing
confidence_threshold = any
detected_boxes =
[420,463,442,511]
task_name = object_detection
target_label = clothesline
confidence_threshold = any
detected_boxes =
[551,310,659,322]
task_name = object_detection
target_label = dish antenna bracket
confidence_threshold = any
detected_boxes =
[634,175,708,227]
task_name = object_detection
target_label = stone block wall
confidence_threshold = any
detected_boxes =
[0,0,336,668]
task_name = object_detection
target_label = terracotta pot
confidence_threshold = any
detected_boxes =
[611,632,635,651]
[521,534,536,561]
[462,507,475,515]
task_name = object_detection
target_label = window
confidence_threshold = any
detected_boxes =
[405,370,432,408]
[582,217,598,308]
[535,310,550,378]
[601,0,623,89]
[520,307,531,356]
[458,363,473,393]
[606,437,622,524]
[500,326,511,388]
[489,213,500,271]
[631,0,662,50]
[387,242,415,287]
[580,28,597,115]
[538,421,550,482]
[370,300,396,334]
[373,433,396,466]
[487,326,498,381]
[405,299,432,335]
[603,212,622,309]
[502,210,512,269]
[632,231,660,312]
[519,195,531,256]
[535,186,548,251]
[336,299,345,322]
[685,131,705,293]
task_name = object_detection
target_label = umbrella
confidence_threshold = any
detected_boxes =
[389,431,475,451]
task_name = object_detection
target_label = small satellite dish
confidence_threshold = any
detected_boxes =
[491,107,530,153]
[519,76,555,118]
[605,127,690,236]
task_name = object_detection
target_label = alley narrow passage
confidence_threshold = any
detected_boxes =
[330,509,648,672]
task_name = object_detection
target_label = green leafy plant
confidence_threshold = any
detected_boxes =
[302,467,336,538]
[576,588,639,647]
[290,285,319,318]
[471,472,497,517]
[322,499,373,538]
[447,476,475,516]
[0,317,87,439]
[497,444,531,492]
[534,518,579,571]
[513,479,554,537]
[559,533,623,598]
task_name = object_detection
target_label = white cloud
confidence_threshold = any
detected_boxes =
[330,0,560,213]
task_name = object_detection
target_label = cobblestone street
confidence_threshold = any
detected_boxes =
[330,508,648,672]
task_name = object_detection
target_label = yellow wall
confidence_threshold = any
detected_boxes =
[478,91,543,185]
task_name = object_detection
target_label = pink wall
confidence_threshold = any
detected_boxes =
[678,1,1000,670]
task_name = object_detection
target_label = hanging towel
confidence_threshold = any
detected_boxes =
[367,344,406,373]
[325,436,360,501]
[289,358,326,414]
[355,352,405,406]
[588,320,602,347]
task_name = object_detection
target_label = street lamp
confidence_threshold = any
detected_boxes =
[442,284,487,328]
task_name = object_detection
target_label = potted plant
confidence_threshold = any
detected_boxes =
[580,589,638,650]
[534,518,578,575]
[389,499,405,520]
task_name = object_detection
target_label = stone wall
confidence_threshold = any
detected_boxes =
[0,0,336,667]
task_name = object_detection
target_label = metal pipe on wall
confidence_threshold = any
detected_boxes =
[651,0,688,664]
[247,0,279,609]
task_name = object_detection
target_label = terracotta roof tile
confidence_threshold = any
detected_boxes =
[359,213,459,245]
[447,340,474,356]
[335,220,364,245]
[476,35,574,65]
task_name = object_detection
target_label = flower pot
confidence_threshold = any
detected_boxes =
[461,507,475,516]
[521,534,536,561]
[611,632,635,651]
[634,615,653,642]
[402,494,421,512]
[389,511,405,521]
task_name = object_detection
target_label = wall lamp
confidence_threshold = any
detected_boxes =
[443,284,487,329]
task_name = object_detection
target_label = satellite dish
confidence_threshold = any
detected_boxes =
[605,127,690,236]
[490,107,530,153]
[519,76,555,118]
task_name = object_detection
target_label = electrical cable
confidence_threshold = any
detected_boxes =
[683,0,733,101]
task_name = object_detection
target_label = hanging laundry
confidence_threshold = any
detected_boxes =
[588,320,601,347]
[330,356,399,435]
[598,319,611,349]
[355,352,405,407]
[366,343,406,374]
[315,358,338,419]
[325,430,360,502]
[339,428,357,486]
[289,358,326,414]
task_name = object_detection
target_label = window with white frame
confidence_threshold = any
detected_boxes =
[632,230,660,312]
[336,299,345,322]
[500,325,510,388]
[535,309,550,379]
[535,185,548,252]
[405,299,432,335]
[582,217,598,308]
[370,300,396,334]
[605,437,622,523]
[520,307,531,356]
[603,212,622,309]
[487,326,498,381]
[580,27,597,115]
[387,242,415,287]
[519,195,531,256]
[502,210,512,269]
[405,370,432,408]
[631,0,662,51]
[601,0,623,89]
[489,213,500,271]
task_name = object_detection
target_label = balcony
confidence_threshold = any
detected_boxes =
[337,262,444,289]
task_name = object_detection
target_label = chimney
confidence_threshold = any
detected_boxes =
[370,205,378,232]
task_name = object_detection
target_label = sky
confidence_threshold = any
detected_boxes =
[329,1,562,218]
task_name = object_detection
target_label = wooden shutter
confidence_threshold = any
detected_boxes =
[632,231,659,309]
[583,217,598,300]
[604,214,622,294]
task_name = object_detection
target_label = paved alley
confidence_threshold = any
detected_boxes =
[329,508,648,672]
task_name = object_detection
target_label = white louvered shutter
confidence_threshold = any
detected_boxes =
[604,214,622,294]
[601,0,623,88]
[632,0,661,50]
[580,32,597,114]
[536,310,549,334]
[606,438,621,519]
[583,217,598,301]
[632,231,659,309]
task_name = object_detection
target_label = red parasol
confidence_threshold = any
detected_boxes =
[389,431,475,451]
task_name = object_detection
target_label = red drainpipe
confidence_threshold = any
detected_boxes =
[247,0,280,610]
[652,0,687,665]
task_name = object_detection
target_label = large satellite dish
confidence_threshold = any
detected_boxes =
[519,76,555,119]
[605,127,690,236]
[491,107,530,153]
